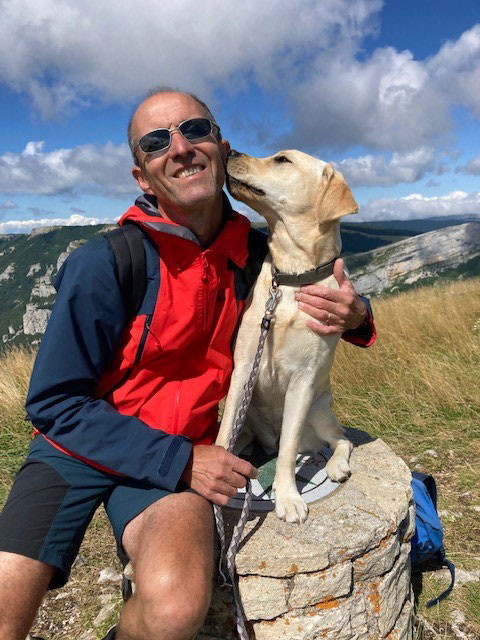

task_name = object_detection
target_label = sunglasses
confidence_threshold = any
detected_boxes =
[134,117,218,155]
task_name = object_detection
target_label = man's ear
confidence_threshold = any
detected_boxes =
[220,139,230,166]
[132,164,154,195]
[316,163,358,223]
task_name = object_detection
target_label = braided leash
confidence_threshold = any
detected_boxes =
[213,276,280,640]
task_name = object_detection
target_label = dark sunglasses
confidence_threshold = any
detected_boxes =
[134,117,218,155]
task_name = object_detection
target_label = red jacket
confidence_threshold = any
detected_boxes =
[96,198,252,446]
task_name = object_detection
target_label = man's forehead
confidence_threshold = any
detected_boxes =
[131,92,209,136]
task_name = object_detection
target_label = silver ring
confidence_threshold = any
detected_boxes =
[326,312,331,325]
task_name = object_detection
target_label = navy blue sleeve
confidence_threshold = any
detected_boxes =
[25,236,192,492]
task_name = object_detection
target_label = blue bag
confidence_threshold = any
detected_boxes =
[411,471,455,607]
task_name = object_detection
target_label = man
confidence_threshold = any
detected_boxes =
[0,89,375,640]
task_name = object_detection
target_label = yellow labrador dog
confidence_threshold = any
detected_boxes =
[216,150,358,524]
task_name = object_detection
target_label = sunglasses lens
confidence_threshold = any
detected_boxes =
[179,118,212,140]
[137,118,214,154]
[138,129,171,153]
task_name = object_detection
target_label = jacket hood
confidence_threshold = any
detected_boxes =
[118,191,251,268]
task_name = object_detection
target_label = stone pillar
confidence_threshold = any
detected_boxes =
[199,430,415,640]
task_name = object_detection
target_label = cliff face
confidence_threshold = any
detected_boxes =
[348,222,480,296]
[0,224,115,347]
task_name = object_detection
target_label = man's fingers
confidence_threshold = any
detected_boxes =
[333,258,347,286]
[305,319,340,336]
[230,470,248,489]
[230,454,258,480]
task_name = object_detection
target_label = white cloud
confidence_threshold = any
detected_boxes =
[0,1,477,155]
[0,213,116,235]
[338,147,447,186]
[287,24,480,152]
[457,154,480,175]
[359,190,480,220]
[0,141,138,196]
[0,0,381,117]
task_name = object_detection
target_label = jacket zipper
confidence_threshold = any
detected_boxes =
[173,381,181,434]
[201,255,208,332]
[134,314,152,365]
[101,314,152,401]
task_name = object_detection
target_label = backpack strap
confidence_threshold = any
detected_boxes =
[244,227,269,292]
[104,223,148,316]
[426,552,455,608]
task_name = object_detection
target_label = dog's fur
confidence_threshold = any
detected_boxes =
[216,150,358,523]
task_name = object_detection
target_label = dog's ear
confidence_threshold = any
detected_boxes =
[316,163,358,223]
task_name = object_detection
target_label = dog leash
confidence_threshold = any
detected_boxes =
[213,274,280,640]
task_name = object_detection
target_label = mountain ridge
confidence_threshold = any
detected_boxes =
[0,219,478,347]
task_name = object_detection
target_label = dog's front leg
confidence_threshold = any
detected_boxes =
[273,379,315,524]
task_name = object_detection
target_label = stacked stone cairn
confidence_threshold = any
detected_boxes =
[199,430,415,640]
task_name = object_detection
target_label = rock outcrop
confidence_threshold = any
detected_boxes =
[350,222,480,295]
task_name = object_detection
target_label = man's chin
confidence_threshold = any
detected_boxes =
[169,185,222,211]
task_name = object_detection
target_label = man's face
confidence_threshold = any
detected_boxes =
[131,93,229,212]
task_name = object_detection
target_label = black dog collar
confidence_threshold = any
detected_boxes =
[273,257,338,286]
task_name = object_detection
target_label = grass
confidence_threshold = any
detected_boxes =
[331,276,480,637]
[0,277,479,638]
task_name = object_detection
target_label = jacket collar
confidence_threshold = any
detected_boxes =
[118,191,249,268]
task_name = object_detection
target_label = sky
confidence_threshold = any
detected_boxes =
[0,0,479,234]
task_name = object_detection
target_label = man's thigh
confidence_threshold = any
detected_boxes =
[0,436,116,589]
[121,491,215,595]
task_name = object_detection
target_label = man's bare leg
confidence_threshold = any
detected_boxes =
[117,491,215,640]
[0,552,55,640]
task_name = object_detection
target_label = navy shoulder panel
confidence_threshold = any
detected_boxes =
[233,228,269,300]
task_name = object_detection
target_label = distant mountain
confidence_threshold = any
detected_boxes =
[0,218,479,347]
[0,224,114,348]
[255,214,480,256]
[347,222,480,296]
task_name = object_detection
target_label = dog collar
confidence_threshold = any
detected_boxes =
[273,257,338,286]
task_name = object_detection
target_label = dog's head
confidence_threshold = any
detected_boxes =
[226,149,357,226]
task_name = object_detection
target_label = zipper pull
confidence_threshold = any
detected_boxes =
[201,255,209,281]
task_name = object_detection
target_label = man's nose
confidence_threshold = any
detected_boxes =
[169,129,195,157]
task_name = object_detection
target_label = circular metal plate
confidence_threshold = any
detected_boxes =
[226,442,340,511]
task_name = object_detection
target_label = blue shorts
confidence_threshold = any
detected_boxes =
[0,435,182,589]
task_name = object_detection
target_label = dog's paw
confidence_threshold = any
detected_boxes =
[326,456,351,483]
[274,490,309,524]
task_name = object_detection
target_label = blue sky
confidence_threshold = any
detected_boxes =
[0,0,479,233]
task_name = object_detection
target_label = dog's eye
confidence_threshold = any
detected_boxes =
[274,155,292,164]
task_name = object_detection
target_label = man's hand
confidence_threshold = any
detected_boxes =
[181,444,258,506]
[295,258,368,336]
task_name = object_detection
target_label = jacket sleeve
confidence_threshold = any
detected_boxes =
[341,295,376,347]
[25,236,192,492]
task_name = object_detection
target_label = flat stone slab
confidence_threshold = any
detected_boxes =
[226,443,339,511]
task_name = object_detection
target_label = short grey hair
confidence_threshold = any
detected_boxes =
[127,86,222,166]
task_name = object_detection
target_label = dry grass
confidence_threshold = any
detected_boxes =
[0,278,479,638]
[0,345,34,422]
[332,277,480,637]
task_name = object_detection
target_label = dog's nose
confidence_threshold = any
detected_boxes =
[227,149,241,158]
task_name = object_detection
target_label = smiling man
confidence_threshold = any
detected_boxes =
[0,89,375,640]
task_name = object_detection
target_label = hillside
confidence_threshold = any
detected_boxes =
[0,218,479,348]
[347,222,480,296]
[0,224,114,348]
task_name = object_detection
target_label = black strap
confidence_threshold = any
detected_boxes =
[244,228,269,291]
[104,223,148,316]
[426,555,455,608]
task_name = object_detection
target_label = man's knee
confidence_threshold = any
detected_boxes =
[133,566,212,639]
